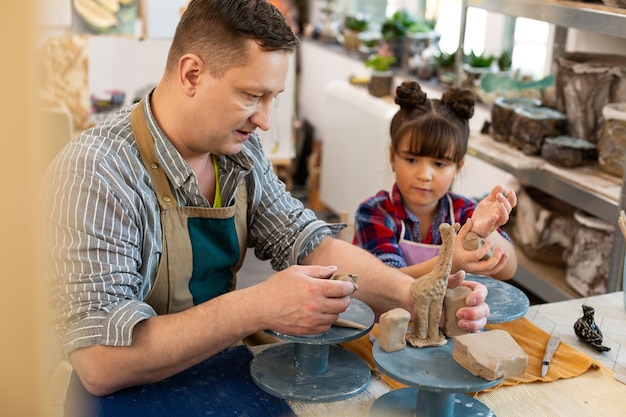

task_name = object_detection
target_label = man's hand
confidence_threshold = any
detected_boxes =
[255,265,355,336]
[446,270,490,332]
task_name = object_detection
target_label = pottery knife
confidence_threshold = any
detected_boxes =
[541,336,561,377]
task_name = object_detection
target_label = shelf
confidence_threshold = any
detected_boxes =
[468,131,624,294]
[501,220,580,302]
[465,0,626,39]
[460,0,626,295]
[467,132,621,223]
[512,246,580,302]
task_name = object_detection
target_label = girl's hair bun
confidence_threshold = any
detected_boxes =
[440,87,475,119]
[395,80,428,109]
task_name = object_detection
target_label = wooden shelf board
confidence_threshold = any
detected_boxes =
[512,245,582,302]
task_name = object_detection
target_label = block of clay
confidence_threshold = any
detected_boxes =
[510,106,567,156]
[379,308,411,352]
[443,286,472,338]
[490,96,541,143]
[453,330,528,381]
[541,135,597,168]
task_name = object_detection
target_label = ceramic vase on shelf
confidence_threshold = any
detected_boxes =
[368,70,393,97]
[343,29,361,53]
[597,102,626,178]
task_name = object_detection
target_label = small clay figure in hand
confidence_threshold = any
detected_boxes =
[331,273,359,296]
[574,305,610,352]
[330,274,366,330]
[463,231,493,261]
[406,222,459,348]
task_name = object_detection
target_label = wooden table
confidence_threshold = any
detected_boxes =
[288,366,626,416]
[287,291,626,417]
[64,293,626,417]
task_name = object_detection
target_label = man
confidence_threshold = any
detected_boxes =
[44,0,489,397]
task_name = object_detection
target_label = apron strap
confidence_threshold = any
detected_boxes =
[446,194,455,223]
[130,101,178,210]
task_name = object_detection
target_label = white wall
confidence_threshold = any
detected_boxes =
[144,0,187,38]
[566,29,626,54]
[36,0,71,45]
[37,0,71,27]
[298,40,371,140]
[88,36,170,104]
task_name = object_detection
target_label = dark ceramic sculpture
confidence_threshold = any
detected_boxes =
[574,305,610,352]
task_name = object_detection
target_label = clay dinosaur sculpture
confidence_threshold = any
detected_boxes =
[406,222,460,348]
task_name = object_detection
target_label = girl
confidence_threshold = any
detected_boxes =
[353,81,517,281]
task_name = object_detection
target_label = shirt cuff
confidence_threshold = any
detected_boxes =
[379,253,407,268]
[289,219,335,266]
[62,300,156,356]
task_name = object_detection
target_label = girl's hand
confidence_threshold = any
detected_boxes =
[470,185,517,237]
[452,220,509,277]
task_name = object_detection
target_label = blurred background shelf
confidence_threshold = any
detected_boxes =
[459,0,626,299]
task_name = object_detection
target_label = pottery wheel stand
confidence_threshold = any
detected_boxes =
[370,275,530,417]
[250,298,375,402]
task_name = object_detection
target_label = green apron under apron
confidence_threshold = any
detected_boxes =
[130,101,249,314]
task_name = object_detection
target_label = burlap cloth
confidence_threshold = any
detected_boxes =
[341,317,601,392]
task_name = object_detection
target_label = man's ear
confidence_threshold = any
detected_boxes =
[457,158,465,171]
[178,53,203,97]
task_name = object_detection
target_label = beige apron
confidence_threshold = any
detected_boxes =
[48,105,259,411]
[130,102,248,314]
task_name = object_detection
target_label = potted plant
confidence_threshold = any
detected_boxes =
[365,44,396,97]
[381,12,437,38]
[434,50,457,84]
[466,50,495,69]
[343,15,369,53]
[463,50,496,83]
[365,53,396,72]
[380,10,415,65]
[497,51,513,72]
[381,10,415,42]
[345,15,368,32]
[434,50,456,70]
[381,11,439,71]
